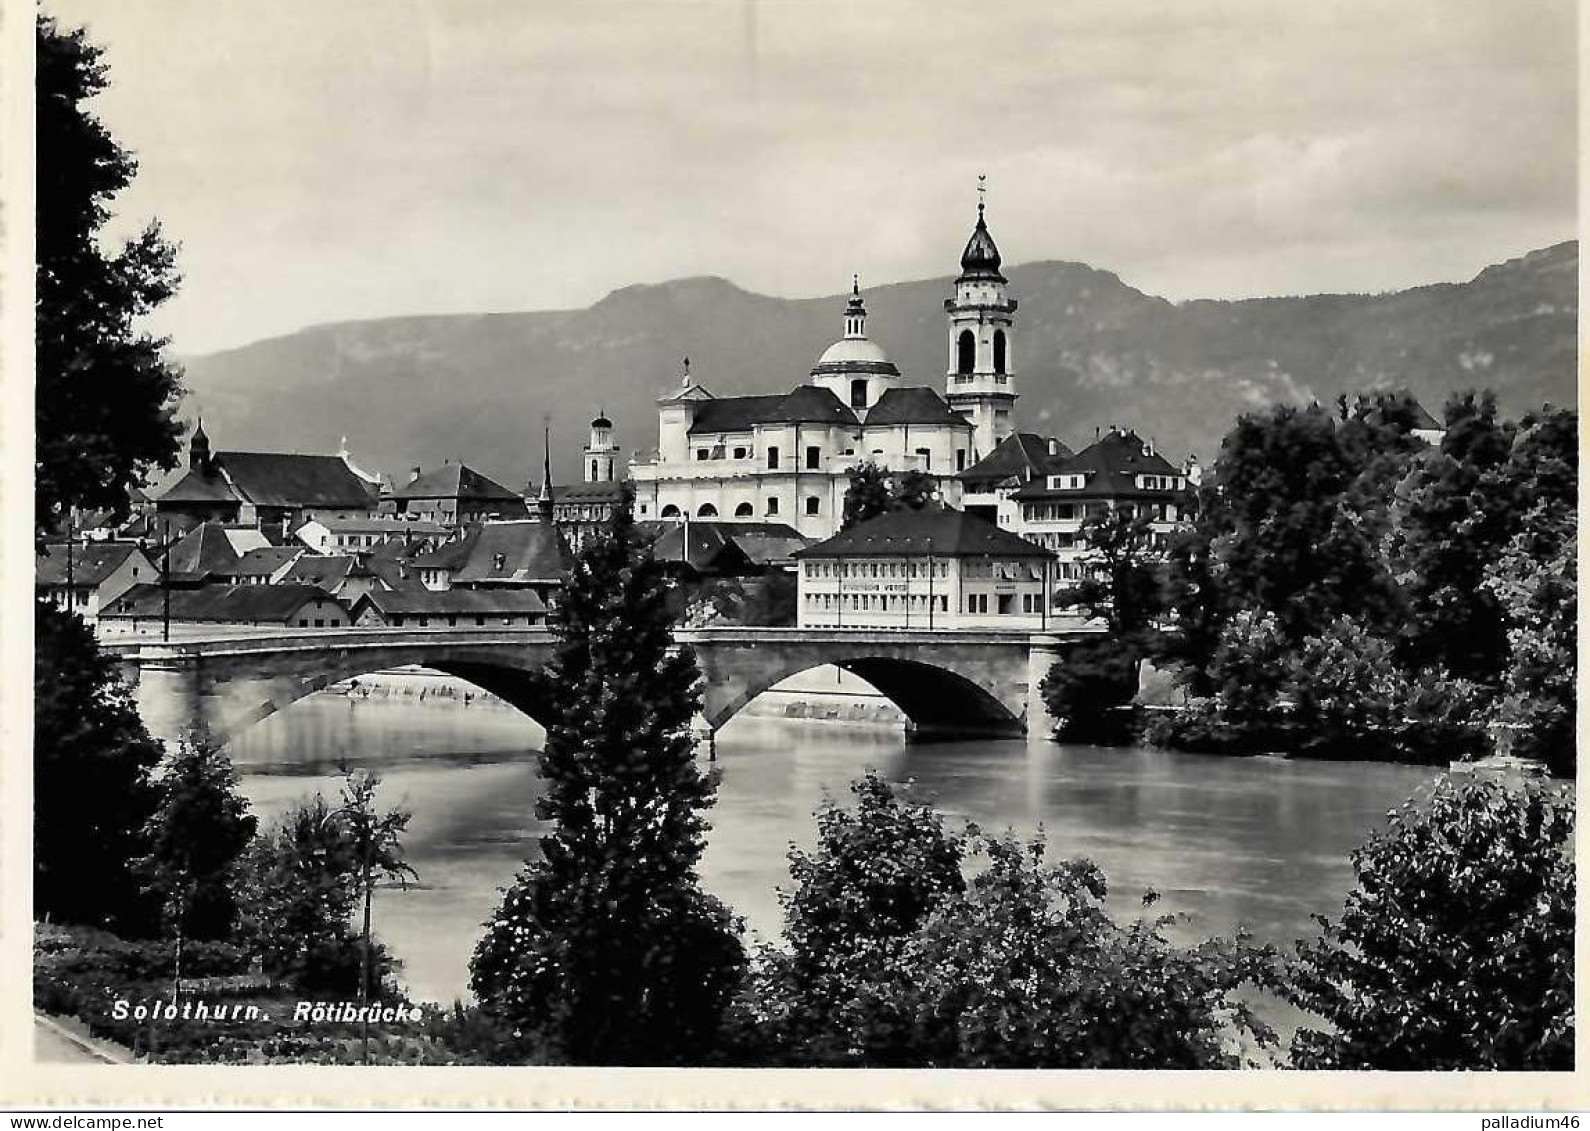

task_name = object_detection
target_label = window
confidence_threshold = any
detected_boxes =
[805,496,820,516]
[767,497,780,516]
[696,449,710,461]
[850,378,868,409]
[476,616,486,626]
[767,446,780,469]
[993,329,1007,374]
[915,447,931,470]
[660,504,681,519]
[732,446,747,460]
[590,460,598,480]
[806,445,821,470]
[997,594,1014,615]
[299,618,309,627]
[956,329,976,374]
[734,502,754,517]
[314,618,325,627]
[698,503,718,518]
[956,449,967,472]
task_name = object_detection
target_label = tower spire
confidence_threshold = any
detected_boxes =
[537,418,555,522]
[843,274,867,339]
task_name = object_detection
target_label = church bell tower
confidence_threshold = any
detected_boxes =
[944,179,1017,462]
[584,410,618,483]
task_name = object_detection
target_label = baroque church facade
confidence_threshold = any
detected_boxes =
[627,204,1021,540]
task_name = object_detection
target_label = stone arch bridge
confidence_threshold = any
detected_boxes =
[107,625,1100,750]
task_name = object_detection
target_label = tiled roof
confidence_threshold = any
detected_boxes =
[1012,429,1187,502]
[103,583,343,623]
[863,387,969,428]
[353,587,547,618]
[685,394,790,434]
[649,524,755,573]
[215,452,378,509]
[408,525,483,571]
[154,468,237,505]
[280,554,355,589]
[451,521,571,584]
[309,516,451,536]
[36,542,147,588]
[556,481,629,504]
[165,522,244,578]
[392,463,524,504]
[795,507,1051,559]
[959,432,1074,485]
[233,546,304,578]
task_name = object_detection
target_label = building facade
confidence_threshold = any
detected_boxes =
[793,508,1054,631]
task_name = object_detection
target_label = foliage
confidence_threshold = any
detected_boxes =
[134,730,258,945]
[893,468,937,511]
[34,598,163,935]
[841,462,894,530]
[730,776,1277,1068]
[682,571,797,627]
[36,15,184,534]
[236,793,395,996]
[1287,776,1574,1069]
[471,483,744,1065]
[1058,507,1167,636]
[1039,636,1144,744]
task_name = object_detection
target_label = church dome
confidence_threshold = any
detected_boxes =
[810,336,901,377]
[958,205,1005,282]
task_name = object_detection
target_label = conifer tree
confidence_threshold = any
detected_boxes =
[471,484,743,1065]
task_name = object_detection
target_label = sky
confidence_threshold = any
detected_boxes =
[49,0,1579,356]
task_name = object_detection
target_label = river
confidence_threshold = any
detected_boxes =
[228,686,1443,1007]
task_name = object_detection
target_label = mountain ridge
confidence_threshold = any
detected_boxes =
[175,241,1578,492]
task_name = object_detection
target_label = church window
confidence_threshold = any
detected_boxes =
[956,449,967,471]
[660,504,681,519]
[732,446,747,460]
[697,503,718,518]
[806,445,821,469]
[767,497,779,515]
[956,329,976,374]
[734,502,754,517]
[590,460,599,480]
[696,449,710,461]
[850,378,868,409]
[993,329,1007,374]
[767,446,780,469]
[805,496,820,516]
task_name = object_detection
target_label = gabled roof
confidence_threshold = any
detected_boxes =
[408,525,483,571]
[451,521,571,584]
[233,546,304,579]
[280,554,355,589]
[557,481,629,505]
[154,468,237,505]
[36,542,149,588]
[165,522,245,578]
[863,387,969,428]
[392,463,525,504]
[215,452,378,510]
[795,506,1051,559]
[1012,429,1186,501]
[351,587,547,617]
[766,385,861,426]
[648,524,757,574]
[103,583,342,623]
[959,432,1074,485]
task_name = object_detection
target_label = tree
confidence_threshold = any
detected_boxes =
[37,15,184,534]
[323,766,418,1063]
[1287,776,1574,1069]
[134,730,257,948]
[33,598,163,935]
[237,794,385,994]
[727,773,965,1065]
[841,462,893,530]
[471,483,744,1065]
[892,468,937,511]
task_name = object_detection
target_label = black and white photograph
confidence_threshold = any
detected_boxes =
[7,0,1582,1110]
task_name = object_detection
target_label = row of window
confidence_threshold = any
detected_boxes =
[689,445,948,473]
[806,593,951,613]
[962,561,1046,581]
[659,495,823,520]
[372,614,538,628]
[803,560,952,580]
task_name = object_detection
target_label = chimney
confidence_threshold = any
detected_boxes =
[409,466,422,485]
[1047,438,1058,456]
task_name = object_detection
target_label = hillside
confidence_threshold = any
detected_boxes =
[177,241,1577,491]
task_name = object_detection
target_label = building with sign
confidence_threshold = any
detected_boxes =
[792,507,1053,631]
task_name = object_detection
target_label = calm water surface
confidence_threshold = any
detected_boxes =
[229,691,1442,1006]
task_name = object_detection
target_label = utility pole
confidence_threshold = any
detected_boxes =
[927,538,935,631]
[161,519,172,643]
[64,510,74,614]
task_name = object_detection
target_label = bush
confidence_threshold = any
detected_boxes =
[1286,775,1574,1069]
[1040,636,1145,744]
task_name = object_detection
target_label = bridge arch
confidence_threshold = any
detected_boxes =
[699,653,1025,740]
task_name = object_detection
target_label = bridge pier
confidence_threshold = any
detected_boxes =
[1025,634,1064,743]
[126,648,204,748]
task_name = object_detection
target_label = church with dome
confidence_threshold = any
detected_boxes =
[627,201,1020,540]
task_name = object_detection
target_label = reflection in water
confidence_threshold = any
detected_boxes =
[229,692,1441,1006]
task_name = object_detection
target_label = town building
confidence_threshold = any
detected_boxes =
[153,422,380,533]
[99,583,350,638]
[36,541,156,621]
[385,462,527,525]
[294,515,449,554]
[792,507,1054,630]
[630,202,1023,540]
[645,520,810,579]
[552,412,630,551]
[161,521,275,584]
[348,587,548,630]
[1010,427,1197,585]
[958,432,1076,528]
[406,520,571,602]
[232,546,306,586]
